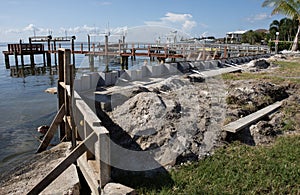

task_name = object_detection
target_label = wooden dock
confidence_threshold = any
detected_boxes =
[2,35,270,74]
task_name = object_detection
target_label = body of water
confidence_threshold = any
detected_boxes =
[0,42,156,173]
[0,43,59,171]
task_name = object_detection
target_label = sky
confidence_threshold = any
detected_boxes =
[0,0,284,43]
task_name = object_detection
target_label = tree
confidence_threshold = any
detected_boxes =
[269,20,280,40]
[262,0,300,51]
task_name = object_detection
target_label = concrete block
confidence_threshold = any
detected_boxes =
[160,64,169,75]
[231,59,238,64]
[99,71,118,86]
[210,60,219,69]
[164,63,178,74]
[141,65,151,77]
[204,61,211,69]
[178,62,190,73]
[136,70,143,80]
[126,70,138,80]
[90,72,100,90]
[81,74,91,91]
[147,65,161,77]
[111,71,118,85]
[217,60,224,68]
[74,79,82,92]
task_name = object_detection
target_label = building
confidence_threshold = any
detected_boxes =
[226,30,247,43]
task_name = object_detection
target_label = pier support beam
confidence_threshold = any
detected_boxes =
[14,51,19,72]
[5,54,10,69]
[29,38,35,67]
[47,38,52,67]
[89,54,95,72]
[121,56,128,70]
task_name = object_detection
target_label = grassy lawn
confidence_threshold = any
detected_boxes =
[222,59,300,84]
[137,135,300,194]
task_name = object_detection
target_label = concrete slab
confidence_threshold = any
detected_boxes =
[223,101,283,133]
[81,74,91,91]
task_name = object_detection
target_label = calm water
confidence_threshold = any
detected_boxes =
[0,43,155,173]
[0,44,60,172]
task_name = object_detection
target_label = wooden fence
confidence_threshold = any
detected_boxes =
[28,49,111,195]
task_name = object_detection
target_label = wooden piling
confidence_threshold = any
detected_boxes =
[63,49,72,141]
[4,54,10,69]
[19,40,25,68]
[54,41,57,66]
[58,49,66,140]
[29,38,35,67]
[47,38,52,67]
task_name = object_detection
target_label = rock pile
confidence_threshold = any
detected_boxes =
[108,75,227,167]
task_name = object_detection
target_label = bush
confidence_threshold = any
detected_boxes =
[268,41,299,51]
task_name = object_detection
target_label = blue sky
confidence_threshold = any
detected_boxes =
[0,0,283,42]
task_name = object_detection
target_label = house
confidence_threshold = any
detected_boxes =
[226,30,247,43]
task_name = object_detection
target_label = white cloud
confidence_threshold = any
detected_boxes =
[99,1,112,6]
[247,13,271,23]
[145,12,197,32]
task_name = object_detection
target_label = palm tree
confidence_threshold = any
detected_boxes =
[262,0,300,51]
[269,20,280,40]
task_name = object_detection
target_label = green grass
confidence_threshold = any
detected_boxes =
[274,60,300,77]
[137,135,300,194]
[222,60,300,84]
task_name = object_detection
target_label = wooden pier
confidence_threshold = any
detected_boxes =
[2,35,270,76]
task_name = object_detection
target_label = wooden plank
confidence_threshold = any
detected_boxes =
[36,104,65,153]
[27,132,97,195]
[223,101,283,133]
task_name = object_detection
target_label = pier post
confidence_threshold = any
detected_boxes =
[47,38,51,67]
[29,38,35,68]
[4,54,10,69]
[105,35,109,72]
[19,40,25,68]
[88,34,91,52]
[121,56,128,70]
[14,51,19,72]
[89,54,95,72]
[71,36,76,67]
[58,49,66,140]
[63,49,72,141]
[54,41,57,66]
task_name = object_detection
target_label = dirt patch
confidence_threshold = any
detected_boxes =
[0,143,71,194]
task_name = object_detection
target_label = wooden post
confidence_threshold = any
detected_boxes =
[4,54,10,69]
[58,49,66,140]
[29,38,35,68]
[71,36,76,67]
[47,38,51,67]
[89,54,95,72]
[14,51,19,72]
[88,34,91,52]
[64,49,72,141]
[105,35,109,72]
[54,40,57,66]
[19,40,24,68]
